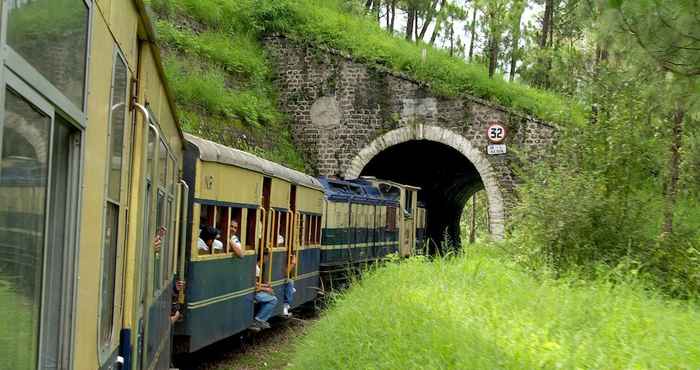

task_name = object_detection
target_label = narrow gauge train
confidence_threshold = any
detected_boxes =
[0,1,186,370]
[0,1,428,369]
[174,135,427,353]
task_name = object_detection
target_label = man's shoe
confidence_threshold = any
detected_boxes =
[248,322,262,332]
[255,318,271,329]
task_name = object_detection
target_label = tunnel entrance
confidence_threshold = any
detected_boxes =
[359,140,485,250]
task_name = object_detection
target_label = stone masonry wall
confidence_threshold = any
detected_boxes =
[264,35,558,213]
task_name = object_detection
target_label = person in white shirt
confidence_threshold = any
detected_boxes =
[197,226,218,254]
[228,220,244,258]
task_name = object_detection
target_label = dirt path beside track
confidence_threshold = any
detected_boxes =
[174,310,318,370]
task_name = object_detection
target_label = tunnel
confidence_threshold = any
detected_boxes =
[359,140,485,251]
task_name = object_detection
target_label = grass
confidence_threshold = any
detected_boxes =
[150,0,307,170]
[290,246,700,369]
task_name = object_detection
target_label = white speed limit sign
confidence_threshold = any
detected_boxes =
[486,124,507,143]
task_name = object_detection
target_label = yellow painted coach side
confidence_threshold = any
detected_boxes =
[198,162,262,205]
[74,1,184,369]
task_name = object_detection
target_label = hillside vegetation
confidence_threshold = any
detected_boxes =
[149,0,583,171]
[291,247,700,369]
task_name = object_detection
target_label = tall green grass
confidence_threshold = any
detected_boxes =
[291,247,700,369]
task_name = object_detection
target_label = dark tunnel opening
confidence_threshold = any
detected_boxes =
[359,140,485,251]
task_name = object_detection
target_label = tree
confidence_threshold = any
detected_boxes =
[608,0,700,237]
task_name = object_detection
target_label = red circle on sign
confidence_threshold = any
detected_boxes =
[486,124,507,143]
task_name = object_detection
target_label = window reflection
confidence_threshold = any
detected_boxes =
[7,0,89,108]
[0,89,50,370]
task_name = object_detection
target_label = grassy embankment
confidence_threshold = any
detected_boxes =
[149,0,585,172]
[290,246,700,369]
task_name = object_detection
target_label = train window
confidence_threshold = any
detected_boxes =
[387,206,397,232]
[277,211,288,248]
[214,206,229,254]
[7,0,89,108]
[227,208,243,253]
[98,51,130,353]
[405,191,413,217]
[0,90,50,369]
[106,56,128,202]
[315,216,322,244]
[158,140,167,186]
[245,209,257,251]
[198,204,216,255]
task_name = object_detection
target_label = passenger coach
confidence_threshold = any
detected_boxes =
[0,1,186,369]
[176,135,325,353]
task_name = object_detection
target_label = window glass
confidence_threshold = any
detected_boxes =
[41,116,77,369]
[107,56,128,202]
[7,0,89,108]
[245,209,257,251]
[158,141,167,187]
[99,203,118,347]
[146,131,155,180]
[153,192,165,290]
[0,89,50,369]
[167,156,174,194]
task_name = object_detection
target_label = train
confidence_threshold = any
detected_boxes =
[0,1,426,370]
[175,135,427,353]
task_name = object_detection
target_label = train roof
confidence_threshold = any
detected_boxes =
[184,134,324,191]
[318,177,401,206]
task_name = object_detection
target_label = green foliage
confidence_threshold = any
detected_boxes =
[251,0,585,125]
[510,62,700,297]
[291,247,700,369]
[149,0,308,170]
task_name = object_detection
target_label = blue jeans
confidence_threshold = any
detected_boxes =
[254,291,278,322]
[284,280,295,305]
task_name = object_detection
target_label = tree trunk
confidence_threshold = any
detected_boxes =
[469,195,476,243]
[428,0,447,44]
[373,0,381,24]
[488,33,499,78]
[386,0,391,31]
[468,5,478,61]
[662,104,686,236]
[540,0,554,48]
[365,0,373,11]
[414,9,419,41]
[449,23,455,56]
[509,1,525,81]
[390,0,396,34]
[419,0,441,41]
[406,7,415,41]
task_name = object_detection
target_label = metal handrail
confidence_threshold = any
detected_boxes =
[177,180,189,304]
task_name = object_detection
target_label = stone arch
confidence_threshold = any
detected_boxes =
[344,124,506,240]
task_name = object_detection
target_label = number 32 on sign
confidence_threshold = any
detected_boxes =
[486,123,507,155]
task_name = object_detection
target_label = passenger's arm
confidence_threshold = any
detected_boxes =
[229,237,244,258]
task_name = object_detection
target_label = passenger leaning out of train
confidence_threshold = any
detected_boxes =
[251,256,277,331]
[276,234,296,318]
[198,226,219,254]
[283,253,296,318]
[228,220,244,258]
